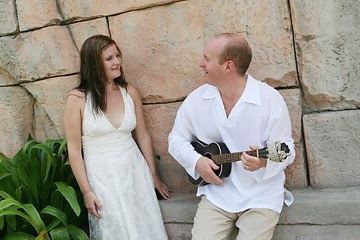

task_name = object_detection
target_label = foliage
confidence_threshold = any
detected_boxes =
[0,136,88,239]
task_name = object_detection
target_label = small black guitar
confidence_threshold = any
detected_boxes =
[188,140,290,186]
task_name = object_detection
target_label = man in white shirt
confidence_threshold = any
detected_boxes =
[168,33,295,240]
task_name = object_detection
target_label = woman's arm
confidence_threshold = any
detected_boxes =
[127,85,171,200]
[64,90,102,218]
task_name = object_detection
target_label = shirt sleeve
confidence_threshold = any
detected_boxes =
[168,98,202,179]
[254,95,296,182]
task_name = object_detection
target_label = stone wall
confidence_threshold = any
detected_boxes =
[0,0,359,196]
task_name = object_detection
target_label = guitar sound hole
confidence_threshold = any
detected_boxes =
[204,152,212,159]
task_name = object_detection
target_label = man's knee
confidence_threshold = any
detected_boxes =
[192,197,236,240]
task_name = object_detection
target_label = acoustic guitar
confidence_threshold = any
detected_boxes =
[188,140,290,186]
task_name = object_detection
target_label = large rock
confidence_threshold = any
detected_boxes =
[32,101,61,142]
[24,75,79,138]
[67,18,109,50]
[57,0,180,20]
[143,102,197,193]
[0,0,17,34]
[280,89,307,187]
[292,0,360,110]
[303,110,360,187]
[109,0,204,103]
[160,187,360,239]
[16,0,62,31]
[0,26,79,82]
[109,0,297,103]
[200,0,298,88]
[0,67,17,86]
[280,89,302,144]
[0,86,33,157]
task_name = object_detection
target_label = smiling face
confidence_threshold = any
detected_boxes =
[198,37,227,87]
[101,43,122,81]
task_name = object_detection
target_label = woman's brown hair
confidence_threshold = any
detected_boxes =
[77,34,127,115]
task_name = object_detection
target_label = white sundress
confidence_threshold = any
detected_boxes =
[81,86,168,240]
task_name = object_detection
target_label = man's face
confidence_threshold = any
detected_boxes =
[198,38,227,87]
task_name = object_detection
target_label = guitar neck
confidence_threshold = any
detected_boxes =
[212,150,258,165]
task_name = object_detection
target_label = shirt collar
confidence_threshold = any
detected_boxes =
[202,73,262,106]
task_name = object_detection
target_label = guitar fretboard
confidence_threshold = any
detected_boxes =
[212,150,258,165]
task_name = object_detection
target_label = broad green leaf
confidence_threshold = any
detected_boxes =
[0,171,16,197]
[16,155,38,204]
[68,225,89,240]
[35,230,48,240]
[0,190,13,199]
[0,160,20,191]
[40,150,50,184]
[0,138,87,237]
[22,204,46,234]
[32,144,56,182]
[14,188,22,201]
[0,153,15,167]
[44,139,56,151]
[57,139,67,158]
[0,215,4,229]
[0,198,21,210]
[0,172,11,181]
[0,209,29,221]
[17,160,29,188]
[28,160,40,204]
[3,231,35,240]
[58,160,74,185]
[5,213,16,230]
[55,182,81,216]
[0,199,31,226]
[41,205,68,228]
[50,226,70,240]
[45,218,62,232]
[21,139,38,155]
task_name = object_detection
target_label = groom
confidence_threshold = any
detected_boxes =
[168,33,295,240]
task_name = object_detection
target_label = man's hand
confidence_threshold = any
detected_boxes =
[195,156,223,185]
[241,145,267,171]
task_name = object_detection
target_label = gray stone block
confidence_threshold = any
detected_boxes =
[160,187,360,239]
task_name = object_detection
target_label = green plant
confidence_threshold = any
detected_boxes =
[0,136,88,239]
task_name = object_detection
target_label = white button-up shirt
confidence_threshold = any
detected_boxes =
[168,74,295,213]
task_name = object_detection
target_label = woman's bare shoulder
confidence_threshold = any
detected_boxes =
[126,84,141,102]
[66,89,86,108]
[67,89,85,99]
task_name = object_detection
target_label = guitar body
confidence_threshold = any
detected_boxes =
[187,140,290,186]
[188,141,232,186]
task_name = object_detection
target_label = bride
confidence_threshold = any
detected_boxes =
[64,34,170,239]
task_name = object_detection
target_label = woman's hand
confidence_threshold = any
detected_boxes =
[83,191,103,219]
[154,176,171,200]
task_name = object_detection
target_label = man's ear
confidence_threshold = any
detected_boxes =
[225,60,235,72]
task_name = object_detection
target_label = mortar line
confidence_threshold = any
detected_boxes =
[13,0,20,35]
[143,98,185,105]
[1,0,186,38]
[286,0,311,187]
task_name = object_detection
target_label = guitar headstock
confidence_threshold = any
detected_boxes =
[257,141,290,162]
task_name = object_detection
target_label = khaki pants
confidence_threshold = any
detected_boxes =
[192,196,280,240]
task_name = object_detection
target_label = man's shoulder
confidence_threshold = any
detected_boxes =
[256,80,281,95]
[186,84,209,98]
[256,81,285,105]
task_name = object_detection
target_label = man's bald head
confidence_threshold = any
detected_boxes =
[214,33,252,76]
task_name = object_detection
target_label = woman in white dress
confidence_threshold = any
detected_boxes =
[64,35,171,239]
